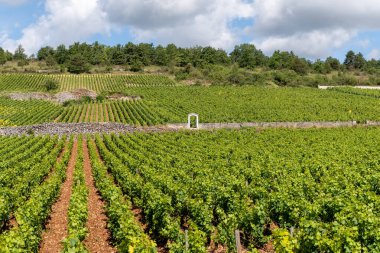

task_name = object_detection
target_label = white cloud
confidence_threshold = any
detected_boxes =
[255,29,355,58]
[368,49,380,60]
[358,39,370,49]
[3,0,380,59]
[102,0,254,49]
[1,0,253,54]
[251,0,380,58]
[2,0,109,54]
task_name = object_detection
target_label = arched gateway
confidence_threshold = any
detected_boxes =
[187,113,199,129]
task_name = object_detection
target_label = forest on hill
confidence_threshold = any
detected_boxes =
[1,42,380,87]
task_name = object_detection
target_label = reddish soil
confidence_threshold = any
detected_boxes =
[259,242,275,253]
[79,105,87,122]
[84,104,91,122]
[82,140,116,253]
[98,103,103,122]
[39,140,78,253]
[106,104,112,121]
[94,103,99,122]
[132,208,148,231]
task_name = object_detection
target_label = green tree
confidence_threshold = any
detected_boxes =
[166,43,179,67]
[44,79,59,91]
[89,41,108,65]
[45,54,57,66]
[129,58,144,72]
[230,44,266,69]
[37,46,55,61]
[55,44,68,64]
[0,47,7,65]
[109,44,125,65]
[5,51,13,61]
[153,45,169,66]
[325,57,340,71]
[313,60,327,74]
[67,54,90,74]
[344,50,356,70]
[354,52,366,70]
[268,51,296,69]
[13,45,27,61]
[291,58,309,75]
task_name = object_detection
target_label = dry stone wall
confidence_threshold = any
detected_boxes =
[0,121,368,136]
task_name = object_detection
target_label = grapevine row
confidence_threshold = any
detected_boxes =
[94,128,380,251]
[57,100,165,126]
[0,136,72,251]
[0,74,176,92]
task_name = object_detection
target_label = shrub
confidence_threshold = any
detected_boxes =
[96,94,105,102]
[17,60,29,67]
[45,79,59,91]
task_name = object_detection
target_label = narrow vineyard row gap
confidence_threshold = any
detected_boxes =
[39,140,78,253]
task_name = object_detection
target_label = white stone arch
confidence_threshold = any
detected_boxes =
[187,113,199,129]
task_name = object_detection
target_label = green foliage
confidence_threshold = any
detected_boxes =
[57,100,164,126]
[0,97,62,126]
[45,79,59,91]
[13,45,27,61]
[63,137,89,252]
[17,60,29,67]
[0,73,176,93]
[0,136,70,251]
[344,51,366,70]
[0,48,7,65]
[230,44,267,69]
[92,127,380,251]
[122,85,380,123]
[129,59,144,72]
[96,94,105,102]
[67,54,91,74]
[87,138,157,252]
[273,228,298,253]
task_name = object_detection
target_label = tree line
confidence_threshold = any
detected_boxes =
[0,42,379,75]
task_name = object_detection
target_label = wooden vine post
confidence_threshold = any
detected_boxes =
[185,229,189,252]
[235,229,242,253]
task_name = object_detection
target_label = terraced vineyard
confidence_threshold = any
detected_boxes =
[1,128,380,252]
[4,85,380,126]
[0,97,62,126]
[331,86,380,98]
[0,74,176,92]
[56,100,165,126]
[125,86,380,123]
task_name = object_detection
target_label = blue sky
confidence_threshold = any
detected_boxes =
[1,0,380,61]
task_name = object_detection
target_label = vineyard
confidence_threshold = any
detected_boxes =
[124,86,380,123]
[2,72,380,252]
[0,74,176,92]
[331,86,380,99]
[56,99,165,126]
[0,97,61,126]
[0,128,380,252]
[4,85,380,126]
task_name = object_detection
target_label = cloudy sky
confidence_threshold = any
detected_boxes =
[1,0,380,60]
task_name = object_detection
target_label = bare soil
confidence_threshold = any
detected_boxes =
[82,140,116,253]
[107,93,141,101]
[39,140,78,253]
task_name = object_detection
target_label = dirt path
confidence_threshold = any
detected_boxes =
[39,140,78,253]
[82,140,116,253]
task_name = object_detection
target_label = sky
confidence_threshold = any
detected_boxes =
[1,0,380,61]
